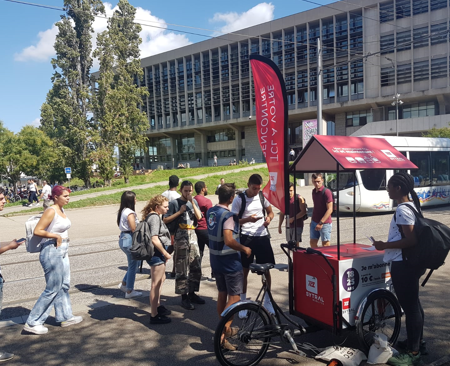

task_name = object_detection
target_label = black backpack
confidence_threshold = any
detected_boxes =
[238,191,266,219]
[130,213,158,260]
[394,204,450,284]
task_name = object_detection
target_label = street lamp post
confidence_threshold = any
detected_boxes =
[392,93,403,137]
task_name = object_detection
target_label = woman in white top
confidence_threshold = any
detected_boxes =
[24,185,82,335]
[373,172,426,364]
[117,191,142,299]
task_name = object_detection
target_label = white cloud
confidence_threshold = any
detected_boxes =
[210,3,275,35]
[31,118,41,127]
[14,25,59,62]
[14,3,191,63]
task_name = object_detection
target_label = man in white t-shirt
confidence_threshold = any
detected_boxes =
[40,180,52,209]
[162,175,181,201]
[231,174,275,314]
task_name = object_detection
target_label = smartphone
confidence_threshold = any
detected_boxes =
[16,238,26,243]
[366,235,375,244]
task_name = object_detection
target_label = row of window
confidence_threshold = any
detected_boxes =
[381,57,449,86]
[380,0,448,23]
[345,101,437,127]
[380,21,449,54]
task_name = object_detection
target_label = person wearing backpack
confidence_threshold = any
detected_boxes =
[373,172,428,365]
[231,174,275,315]
[24,185,83,335]
[279,182,307,246]
[117,191,142,299]
[0,188,23,361]
[141,195,173,324]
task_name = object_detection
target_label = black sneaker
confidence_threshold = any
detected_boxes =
[150,314,171,324]
[181,298,195,310]
[157,305,171,316]
[189,293,205,304]
[0,350,14,362]
[396,339,428,355]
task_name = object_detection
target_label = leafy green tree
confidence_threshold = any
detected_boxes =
[94,0,149,184]
[423,124,450,138]
[40,0,105,188]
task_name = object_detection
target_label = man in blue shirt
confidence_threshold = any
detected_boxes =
[207,183,251,350]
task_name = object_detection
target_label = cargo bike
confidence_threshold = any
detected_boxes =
[214,135,419,366]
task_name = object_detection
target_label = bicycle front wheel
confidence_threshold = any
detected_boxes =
[356,290,402,353]
[214,303,272,366]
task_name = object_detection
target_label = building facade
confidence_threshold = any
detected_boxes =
[134,0,450,169]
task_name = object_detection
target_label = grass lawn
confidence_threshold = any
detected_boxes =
[6,167,269,216]
[67,163,265,197]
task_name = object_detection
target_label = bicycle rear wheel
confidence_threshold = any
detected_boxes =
[356,290,402,353]
[214,303,272,366]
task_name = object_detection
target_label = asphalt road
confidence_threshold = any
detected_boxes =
[0,192,449,366]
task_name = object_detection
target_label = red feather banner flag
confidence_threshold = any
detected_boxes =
[250,55,288,213]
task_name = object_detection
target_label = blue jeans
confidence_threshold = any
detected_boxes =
[27,241,73,325]
[119,232,139,291]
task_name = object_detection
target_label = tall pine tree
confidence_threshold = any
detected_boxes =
[94,0,149,184]
[41,0,104,187]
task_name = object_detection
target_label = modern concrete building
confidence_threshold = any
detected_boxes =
[134,0,450,169]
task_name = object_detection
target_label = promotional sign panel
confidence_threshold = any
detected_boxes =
[339,255,392,327]
[250,55,287,213]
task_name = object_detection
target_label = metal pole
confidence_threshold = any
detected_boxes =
[396,100,399,137]
[317,38,323,135]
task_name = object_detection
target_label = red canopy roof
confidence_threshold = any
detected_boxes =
[291,135,418,172]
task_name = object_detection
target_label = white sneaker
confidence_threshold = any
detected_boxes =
[125,290,142,299]
[118,283,127,293]
[61,316,83,328]
[23,323,48,335]
[238,310,248,319]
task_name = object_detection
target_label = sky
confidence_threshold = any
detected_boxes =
[0,0,335,133]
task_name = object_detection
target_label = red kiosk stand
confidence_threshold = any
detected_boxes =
[288,135,418,337]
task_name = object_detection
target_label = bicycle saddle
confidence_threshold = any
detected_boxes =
[249,263,274,273]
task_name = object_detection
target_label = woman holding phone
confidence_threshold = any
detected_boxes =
[373,172,427,365]
[24,186,82,335]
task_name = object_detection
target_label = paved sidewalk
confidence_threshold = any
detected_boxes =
[0,164,269,216]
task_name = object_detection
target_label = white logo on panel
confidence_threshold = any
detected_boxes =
[306,275,318,294]
[269,172,278,192]
[381,149,396,158]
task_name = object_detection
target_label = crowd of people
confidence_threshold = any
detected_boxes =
[0,171,428,363]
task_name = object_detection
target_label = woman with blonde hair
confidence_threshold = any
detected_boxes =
[24,186,82,334]
[142,195,172,324]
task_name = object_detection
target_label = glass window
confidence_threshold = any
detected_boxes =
[431,57,447,79]
[409,152,431,187]
[430,22,448,45]
[414,60,429,82]
[431,152,449,185]
[360,170,387,191]
[381,67,395,86]
[430,0,448,11]
[396,0,411,19]
[396,31,411,52]
[413,0,428,14]
[380,1,394,22]
[396,63,412,84]
[380,34,395,54]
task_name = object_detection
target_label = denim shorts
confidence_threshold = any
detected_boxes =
[310,220,332,242]
[147,246,167,267]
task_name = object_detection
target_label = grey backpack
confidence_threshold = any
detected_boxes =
[130,214,157,260]
[25,215,43,253]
